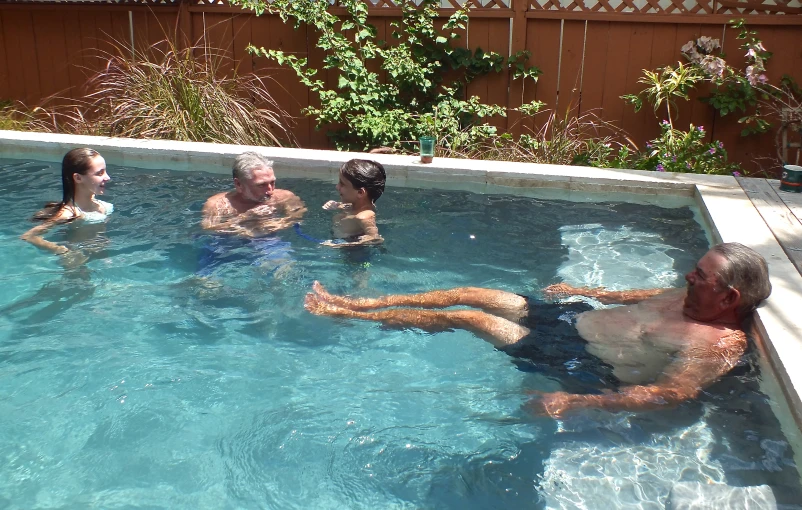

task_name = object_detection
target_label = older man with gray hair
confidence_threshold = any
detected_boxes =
[305,243,772,417]
[202,151,306,237]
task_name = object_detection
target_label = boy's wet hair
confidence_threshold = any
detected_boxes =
[340,159,386,202]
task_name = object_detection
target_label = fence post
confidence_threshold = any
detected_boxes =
[507,0,528,136]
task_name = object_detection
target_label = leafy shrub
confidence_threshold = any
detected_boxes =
[621,60,739,174]
[640,121,739,174]
[236,0,540,151]
[444,108,637,166]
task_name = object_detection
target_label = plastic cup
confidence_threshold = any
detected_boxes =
[780,164,802,193]
[419,136,435,164]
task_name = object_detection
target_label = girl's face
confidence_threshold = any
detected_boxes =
[74,156,111,196]
[335,172,365,205]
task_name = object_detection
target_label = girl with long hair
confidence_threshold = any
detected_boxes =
[21,148,112,262]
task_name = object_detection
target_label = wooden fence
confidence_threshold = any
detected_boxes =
[1,0,801,171]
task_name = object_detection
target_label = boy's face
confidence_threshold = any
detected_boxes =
[336,172,365,205]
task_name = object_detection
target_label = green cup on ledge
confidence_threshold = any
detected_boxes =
[419,136,435,164]
[780,164,802,193]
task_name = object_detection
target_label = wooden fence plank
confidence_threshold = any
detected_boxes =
[33,11,70,102]
[485,18,510,130]
[62,10,88,100]
[232,15,252,75]
[579,20,610,118]
[3,11,40,104]
[465,16,490,106]
[599,22,631,129]
[0,13,11,101]
[525,18,561,134]
[557,19,585,115]
[621,23,656,137]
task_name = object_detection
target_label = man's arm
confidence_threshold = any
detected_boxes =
[528,330,747,417]
[276,191,307,222]
[201,196,252,235]
[543,283,669,304]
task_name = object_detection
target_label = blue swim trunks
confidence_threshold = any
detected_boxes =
[197,235,293,277]
[502,299,620,393]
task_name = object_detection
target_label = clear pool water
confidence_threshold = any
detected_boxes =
[1,158,800,509]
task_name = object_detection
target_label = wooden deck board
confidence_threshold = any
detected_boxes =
[739,177,802,275]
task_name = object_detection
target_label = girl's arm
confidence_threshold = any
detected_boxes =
[20,208,77,254]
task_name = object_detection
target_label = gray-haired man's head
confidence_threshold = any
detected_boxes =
[232,152,276,203]
[233,152,273,181]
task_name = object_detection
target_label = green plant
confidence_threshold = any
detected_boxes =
[235,0,540,151]
[441,108,636,167]
[638,121,739,175]
[621,62,705,132]
[0,100,53,132]
[68,37,295,146]
[621,59,740,174]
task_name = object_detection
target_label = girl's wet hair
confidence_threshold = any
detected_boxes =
[340,159,386,203]
[34,148,101,221]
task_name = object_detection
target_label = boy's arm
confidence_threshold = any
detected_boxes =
[543,283,669,304]
[528,331,746,417]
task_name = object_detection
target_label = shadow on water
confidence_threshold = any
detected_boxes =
[1,266,96,329]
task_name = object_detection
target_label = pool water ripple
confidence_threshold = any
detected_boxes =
[1,159,801,508]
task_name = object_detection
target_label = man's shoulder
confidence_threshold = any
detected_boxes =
[272,188,297,199]
[203,191,232,208]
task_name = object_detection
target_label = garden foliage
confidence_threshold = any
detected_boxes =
[235,0,543,151]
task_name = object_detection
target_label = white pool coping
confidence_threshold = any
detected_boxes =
[3,130,802,442]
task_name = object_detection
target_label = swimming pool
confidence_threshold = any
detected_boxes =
[1,158,801,508]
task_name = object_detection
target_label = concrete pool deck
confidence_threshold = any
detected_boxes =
[3,129,802,441]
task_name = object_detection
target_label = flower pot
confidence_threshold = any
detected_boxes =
[419,136,435,164]
[780,164,802,193]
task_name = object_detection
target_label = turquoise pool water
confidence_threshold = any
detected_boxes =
[1,158,800,508]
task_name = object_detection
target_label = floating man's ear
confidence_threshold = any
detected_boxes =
[722,286,741,310]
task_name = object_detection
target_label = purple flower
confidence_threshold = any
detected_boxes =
[717,141,724,148]
[661,119,670,125]
[686,162,692,169]
[646,142,652,148]
[733,171,741,177]
[672,156,677,162]
[656,164,665,172]
[697,126,705,132]
[708,148,716,154]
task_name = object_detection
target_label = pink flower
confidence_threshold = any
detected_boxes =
[656,164,665,172]
[708,148,716,154]
[733,171,741,177]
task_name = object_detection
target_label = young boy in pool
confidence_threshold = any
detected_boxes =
[321,159,386,247]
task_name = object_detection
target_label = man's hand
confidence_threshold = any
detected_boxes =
[322,200,346,211]
[526,391,594,418]
[543,283,592,301]
[244,204,277,217]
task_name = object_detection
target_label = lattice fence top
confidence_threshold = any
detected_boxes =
[528,0,802,14]
[1,0,511,5]
[3,0,798,12]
